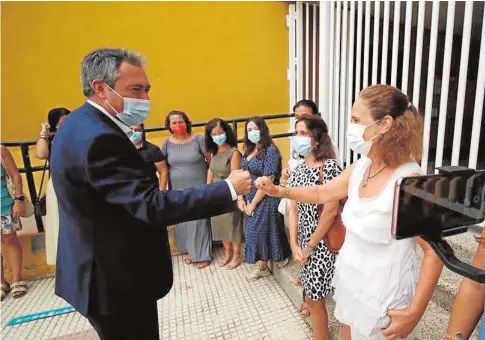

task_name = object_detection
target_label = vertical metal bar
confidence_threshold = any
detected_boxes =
[412,0,426,105]
[288,4,297,133]
[435,1,455,171]
[333,0,342,141]
[328,0,336,138]
[20,144,44,232]
[232,120,238,141]
[468,2,485,169]
[312,4,318,102]
[347,0,356,166]
[451,1,474,166]
[339,0,348,164]
[372,0,381,85]
[391,0,401,86]
[421,1,440,174]
[354,0,364,161]
[401,0,413,95]
[297,1,304,101]
[380,1,390,84]
[362,0,371,88]
[319,2,331,123]
[355,0,363,98]
[305,3,310,99]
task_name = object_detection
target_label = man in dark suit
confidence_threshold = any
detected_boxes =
[50,48,251,340]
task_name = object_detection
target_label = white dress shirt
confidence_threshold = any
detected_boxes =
[86,100,237,201]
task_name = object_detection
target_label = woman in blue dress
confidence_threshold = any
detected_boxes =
[240,117,290,281]
[446,224,485,339]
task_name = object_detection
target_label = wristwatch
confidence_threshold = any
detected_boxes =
[303,244,316,257]
[14,195,25,202]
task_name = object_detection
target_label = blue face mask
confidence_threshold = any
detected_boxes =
[130,131,143,145]
[105,84,151,126]
[292,136,313,157]
[212,133,227,146]
[247,130,261,144]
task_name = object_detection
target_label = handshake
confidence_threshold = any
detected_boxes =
[227,171,281,197]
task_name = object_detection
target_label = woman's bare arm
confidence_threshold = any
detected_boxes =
[308,201,339,248]
[407,237,444,317]
[446,229,485,339]
[1,145,23,196]
[207,168,214,185]
[288,199,299,248]
[158,160,168,190]
[35,138,50,160]
[256,164,353,204]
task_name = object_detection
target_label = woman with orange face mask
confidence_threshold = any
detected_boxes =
[161,111,213,269]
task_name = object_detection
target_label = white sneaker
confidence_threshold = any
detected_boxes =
[247,267,271,281]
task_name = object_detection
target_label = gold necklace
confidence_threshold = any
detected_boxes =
[361,163,388,187]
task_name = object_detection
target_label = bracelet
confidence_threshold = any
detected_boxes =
[39,135,49,141]
[280,185,289,198]
[445,332,463,340]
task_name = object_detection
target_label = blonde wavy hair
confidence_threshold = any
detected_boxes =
[359,85,423,166]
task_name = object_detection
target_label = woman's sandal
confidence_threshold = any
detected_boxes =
[298,302,310,317]
[11,281,27,299]
[226,254,243,270]
[218,252,233,267]
[196,261,210,269]
[185,255,192,265]
[1,282,11,301]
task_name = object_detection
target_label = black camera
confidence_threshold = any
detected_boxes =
[392,166,485,283]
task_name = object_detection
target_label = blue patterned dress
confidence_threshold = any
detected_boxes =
[242,145,290,263]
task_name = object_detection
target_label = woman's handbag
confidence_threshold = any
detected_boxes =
[316,161,346,253]
[34,160,49,218]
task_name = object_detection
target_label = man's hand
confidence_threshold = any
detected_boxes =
[228,170,251,196]
[255,177,282,197]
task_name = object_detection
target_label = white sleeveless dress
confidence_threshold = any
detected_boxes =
[332,157,423,339]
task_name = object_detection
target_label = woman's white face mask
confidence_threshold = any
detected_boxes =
[346,120,381,156]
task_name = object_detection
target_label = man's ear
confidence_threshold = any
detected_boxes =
[91,79,108,99]
[380,115,394,135]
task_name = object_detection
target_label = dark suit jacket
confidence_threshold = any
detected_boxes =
[50,102,234,316]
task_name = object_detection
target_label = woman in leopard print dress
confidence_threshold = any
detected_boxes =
[287,115,342,339]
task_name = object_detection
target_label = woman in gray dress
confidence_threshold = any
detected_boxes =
[205,118,244,270]
[161,111,212,269]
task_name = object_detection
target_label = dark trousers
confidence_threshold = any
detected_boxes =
[87,299,160,340]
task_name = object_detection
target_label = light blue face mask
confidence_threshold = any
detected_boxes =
[247,130,261,144]
[130,131,143,145]
[292,136,313,157]
[105,84,151,126]
[212,133,227,146]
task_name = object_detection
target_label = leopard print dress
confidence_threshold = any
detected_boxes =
[288,159,342,301]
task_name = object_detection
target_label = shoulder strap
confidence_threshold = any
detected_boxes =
[318,159,328,185]
[37,159,49,198]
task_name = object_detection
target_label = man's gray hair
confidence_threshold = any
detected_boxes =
[81,48,146,97]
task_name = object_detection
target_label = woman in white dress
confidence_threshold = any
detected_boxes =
[35,108,70,265]
[256,85,444,340]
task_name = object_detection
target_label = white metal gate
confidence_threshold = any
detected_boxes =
[288,1,485,172]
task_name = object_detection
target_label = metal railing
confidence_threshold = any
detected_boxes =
[2,113,294,232]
